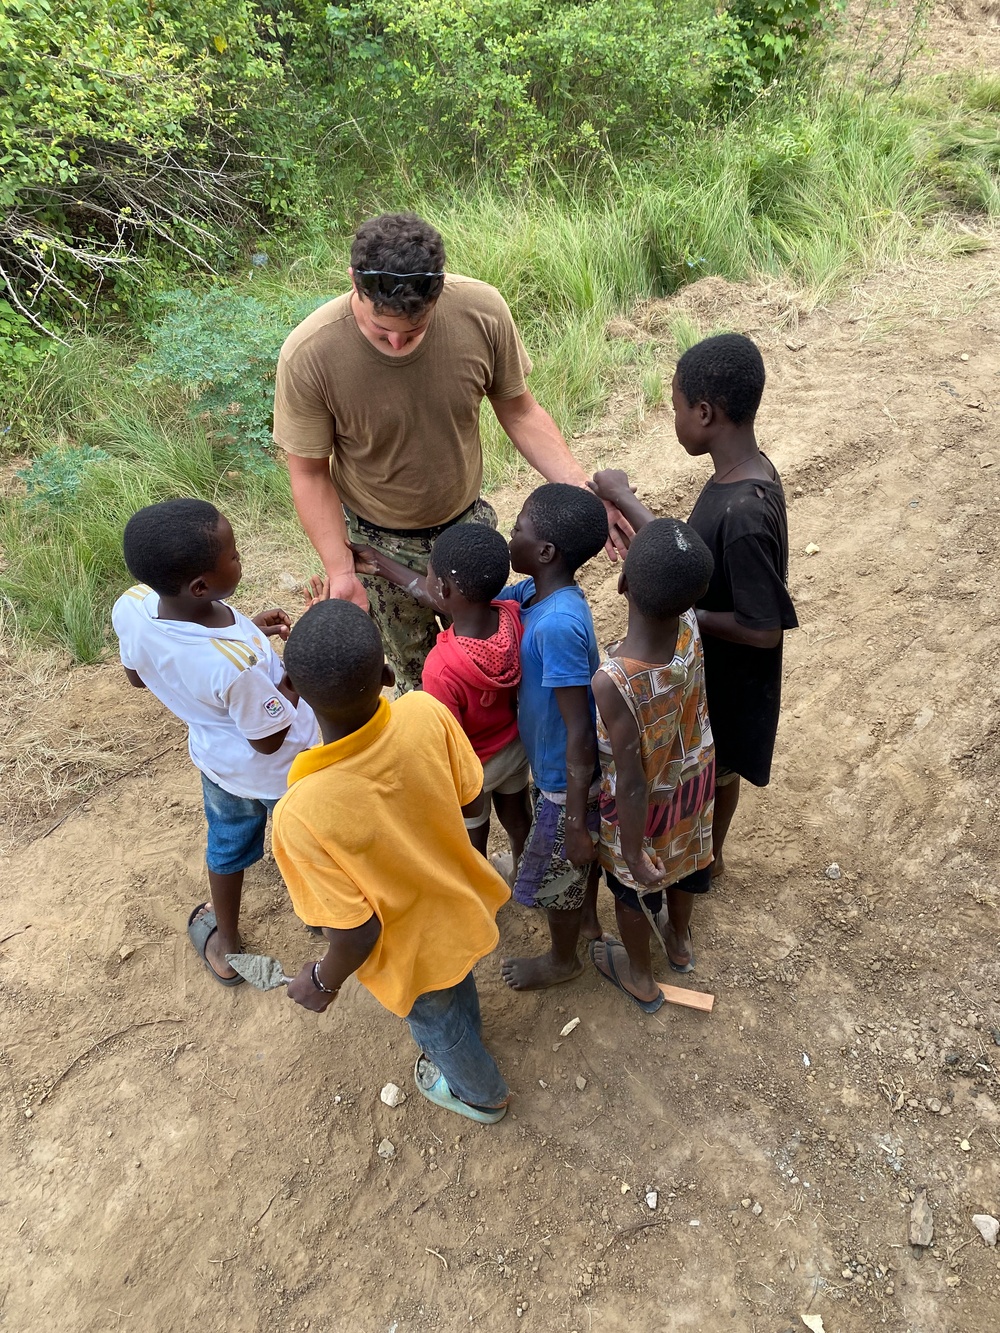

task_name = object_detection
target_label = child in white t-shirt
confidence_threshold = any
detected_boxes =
[112,498,318,986]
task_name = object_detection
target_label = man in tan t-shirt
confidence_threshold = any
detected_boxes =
[273,211,627,691]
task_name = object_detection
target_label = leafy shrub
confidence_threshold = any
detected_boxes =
[723,0,837,91]
[134,287,330,474]
[0,0,293,330]
[0,299,44,370]
[307,0,733,181]
[17,445,112,509]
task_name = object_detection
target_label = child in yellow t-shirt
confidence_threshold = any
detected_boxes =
[272,599,511,1124]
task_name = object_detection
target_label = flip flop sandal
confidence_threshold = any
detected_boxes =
[187,903,244,988]
[589,937,665,1014]
[413,1055,507,1125]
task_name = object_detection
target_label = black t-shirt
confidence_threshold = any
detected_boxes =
[687,460,797,786]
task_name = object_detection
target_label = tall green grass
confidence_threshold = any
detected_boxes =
[2,78,998,660]
[0,340,295,661]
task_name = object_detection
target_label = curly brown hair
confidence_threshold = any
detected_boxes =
[350,213,446,318]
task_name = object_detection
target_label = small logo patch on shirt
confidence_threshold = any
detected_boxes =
[262,696,284,719]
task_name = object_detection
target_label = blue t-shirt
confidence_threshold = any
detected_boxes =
[501,579,599,793]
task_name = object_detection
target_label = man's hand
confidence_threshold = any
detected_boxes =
[326,570,370,611]
[303,574,330,608]
[587,471,636,559]
[252,607,292,640]
[627,850,668,888]
[286,963,337,1013]
[600,500,633,561]
[564,825,598,868]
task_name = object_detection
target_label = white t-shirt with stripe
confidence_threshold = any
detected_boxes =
[112,585,318,800]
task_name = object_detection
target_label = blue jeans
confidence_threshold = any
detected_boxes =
[405,972,508,1109]
[201,773,279,875]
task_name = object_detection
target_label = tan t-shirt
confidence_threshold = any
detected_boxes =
[273,275,532,529]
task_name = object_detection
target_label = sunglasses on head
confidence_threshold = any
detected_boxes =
[354,270,445,301]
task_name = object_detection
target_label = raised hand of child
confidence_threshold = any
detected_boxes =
[629,849,668,888]
[587,471,637,560]
[302,574,331,608]
[252,607,292,640]
[589,469,635,506]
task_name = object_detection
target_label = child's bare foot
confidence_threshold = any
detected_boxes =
[590,937,661,1006]
[501,951,583,991]
[711,854,726,879]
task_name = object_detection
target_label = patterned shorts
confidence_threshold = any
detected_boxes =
[513,792,601,912]
[345,498,498,695]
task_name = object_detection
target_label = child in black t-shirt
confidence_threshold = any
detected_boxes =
[591,333,797,877]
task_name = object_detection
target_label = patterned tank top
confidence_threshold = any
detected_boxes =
[596,608,715,891]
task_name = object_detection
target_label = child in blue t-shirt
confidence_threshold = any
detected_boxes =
[498,483,609,991]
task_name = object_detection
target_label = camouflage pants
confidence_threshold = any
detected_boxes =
[344,498,499,694]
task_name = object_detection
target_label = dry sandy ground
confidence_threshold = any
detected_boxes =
[3,24,1000,1333]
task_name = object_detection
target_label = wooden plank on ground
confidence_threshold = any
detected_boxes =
[658,983,714,1013]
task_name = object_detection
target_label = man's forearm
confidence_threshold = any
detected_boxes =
[495,397,587,485]
[287,459,354,578]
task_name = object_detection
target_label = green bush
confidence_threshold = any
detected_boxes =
[724,0,837,90]
[17,444,112,509]
[306,0,737,181]
[135,287,329,474]
[0,0,293,329]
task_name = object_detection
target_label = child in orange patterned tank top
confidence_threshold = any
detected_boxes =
[589,517,717,1012]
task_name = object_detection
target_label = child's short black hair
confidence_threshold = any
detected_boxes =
[524,483,609,574]
[284,600,384,712]
[430,523,510,603]
[675,333,765,426]
[122,498,223,595]
[624,518,713,620]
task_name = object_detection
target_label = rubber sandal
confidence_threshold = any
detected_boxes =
[589,937,665,1013]
[187,903,244,987]
[413,1055,507,1125]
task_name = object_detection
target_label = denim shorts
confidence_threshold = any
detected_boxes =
[201,773,279,875]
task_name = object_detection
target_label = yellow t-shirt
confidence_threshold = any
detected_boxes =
[272,275,532,529]
[271,692,510,1017]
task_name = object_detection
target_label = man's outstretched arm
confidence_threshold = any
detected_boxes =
[489,390,632,559]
